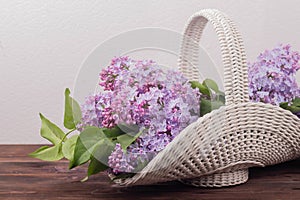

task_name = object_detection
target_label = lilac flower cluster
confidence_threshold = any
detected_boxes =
[248,44,300,105]
[79,92,115,129]
[80,56,200,174]
[107,144,134,173]
[108,143,155,174]
[99,56,133,91]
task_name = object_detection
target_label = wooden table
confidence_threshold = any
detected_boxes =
[0,145,299,200]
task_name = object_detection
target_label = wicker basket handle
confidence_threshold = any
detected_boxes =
[178,9,249,105]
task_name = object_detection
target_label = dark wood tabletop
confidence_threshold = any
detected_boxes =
[0,145,299,200]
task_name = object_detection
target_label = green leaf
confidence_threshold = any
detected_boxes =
[200,99,224,116]
[292,97,300,106]
[30,115,66,161]
[29,144,64,161]
[203,79,219,93]
[64,88,82,130]
[70,127,106,169]
[280,102,289,109]
[117,123,140,136]
[189,81,210,96]
[87,139,115,176]
[286,106,300,113]
[200,99,212,116]
[62,135,79,161]
[39,113,65,145]
[103,126,124,139]
[117,129,143,151]
[29,146,48,155]
[280,99,300,114]
[88,157,109,177]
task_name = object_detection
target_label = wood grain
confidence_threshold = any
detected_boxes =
[0,145,299,200]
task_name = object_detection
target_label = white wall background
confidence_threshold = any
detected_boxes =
[1,0,300,144]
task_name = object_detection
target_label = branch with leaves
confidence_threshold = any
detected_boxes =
[29,88,146,181]
[190,79,225,116]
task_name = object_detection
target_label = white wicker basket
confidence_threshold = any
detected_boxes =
[113,9,300,187]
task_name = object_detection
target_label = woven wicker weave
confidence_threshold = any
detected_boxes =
[113,9,300,187]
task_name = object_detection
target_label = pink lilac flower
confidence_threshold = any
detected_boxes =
[108,143,156,174]
[99,56,132,91]
[248,44,300,105]
[82,56,200,173]
[108,144,134,173]
[107,61,199,173]
[78,92,116,129]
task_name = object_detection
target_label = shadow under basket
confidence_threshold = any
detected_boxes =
[112,9,300,187]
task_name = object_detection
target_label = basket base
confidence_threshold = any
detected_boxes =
[180,169,249,187]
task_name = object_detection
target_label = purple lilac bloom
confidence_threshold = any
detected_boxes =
[99,56,132,91]
[82,56,200,174]
[107,58,200,173]
[78,92,116,129]
[248,44,300,105]
[108,143,156,174]
[108,144,134,173]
